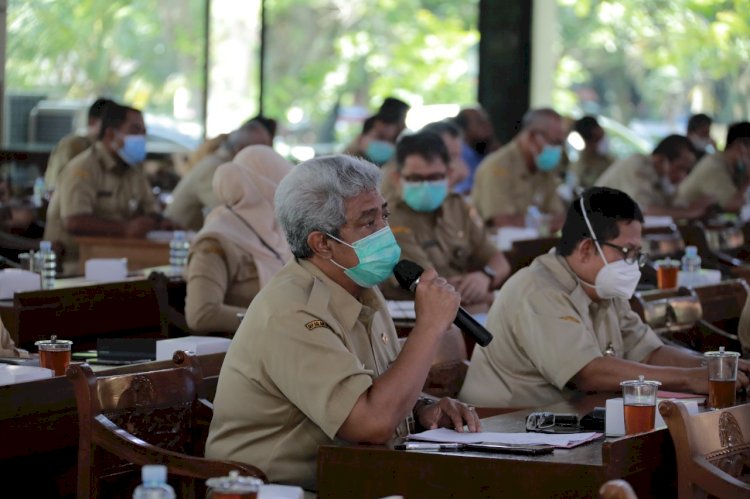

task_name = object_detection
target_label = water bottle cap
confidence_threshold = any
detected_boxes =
[39,240,53,251]
[173,230,186,241]
[142,464,167,485]
[685,246,698,257]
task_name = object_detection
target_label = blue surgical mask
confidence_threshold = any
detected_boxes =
[365,140,395,165]
[535,145,562,172]
[327,226,402,287]
[401,179,448,212]
[117,134,147,166]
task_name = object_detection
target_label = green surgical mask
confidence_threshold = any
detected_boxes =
[327,226,401,287]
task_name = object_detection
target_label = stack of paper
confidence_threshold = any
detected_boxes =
[387,300,416,321]
[409,428,600,449]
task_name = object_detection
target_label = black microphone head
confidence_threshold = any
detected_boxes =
[393,260,424,290]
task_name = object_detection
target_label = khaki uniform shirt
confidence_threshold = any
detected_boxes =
[206,258,404,491]
[164,148,232,231]
[570,150,613,189]
[44,134,94,191]
[459,251,663,408]
[388,193,497,279]
[675,153,741,209]
[378,159,398,200]
[184,235,259,334]
[595,154,671,209]
[471,139,564,222]
[44,142,158,273]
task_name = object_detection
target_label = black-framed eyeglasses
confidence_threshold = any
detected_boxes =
[599,241,649,267]
[525,412,555,431]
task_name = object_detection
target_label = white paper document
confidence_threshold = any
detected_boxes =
[409,428,600,449]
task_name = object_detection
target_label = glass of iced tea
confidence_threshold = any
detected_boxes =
[654,258,680,290]
[620,375,661,435]
[35,336,73,376]
[704,347,739,410]
[206,471,261,499]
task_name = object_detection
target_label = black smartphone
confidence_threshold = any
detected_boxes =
[463,443,554,456]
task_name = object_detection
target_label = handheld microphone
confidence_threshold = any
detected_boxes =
[393,260,494,347]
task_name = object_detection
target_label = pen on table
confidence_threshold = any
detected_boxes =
[394,442,464,451]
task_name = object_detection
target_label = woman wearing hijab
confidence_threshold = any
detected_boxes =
[184,145,293,334]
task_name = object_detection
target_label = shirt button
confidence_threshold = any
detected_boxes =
[381,333,389,344]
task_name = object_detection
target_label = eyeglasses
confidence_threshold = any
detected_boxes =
[401,173,447,183]
[525,412,580,432]
[599,241,649,267]
[525,412,555,431]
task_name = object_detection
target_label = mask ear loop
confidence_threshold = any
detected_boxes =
[579,196,610,265]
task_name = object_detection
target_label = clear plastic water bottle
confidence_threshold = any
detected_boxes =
[39,240,56,290]
[133,465,175,499]
[169,230,190,272]
[681,245,701,273]
[32,177,46,207]
[525,205,542,231]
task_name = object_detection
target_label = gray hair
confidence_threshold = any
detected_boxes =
[275,155,382,258]
[521,107,561,130]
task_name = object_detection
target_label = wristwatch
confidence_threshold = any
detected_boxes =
[481,265,497,286]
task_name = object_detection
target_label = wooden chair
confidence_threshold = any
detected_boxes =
[172,350,226,400]
[67,361,265,499]
[659,400,750,498]
[630,286,741,352]
[506,236,560,274]
[599,479,638,499]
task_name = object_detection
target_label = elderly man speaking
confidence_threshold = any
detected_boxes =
[206,155,479,493]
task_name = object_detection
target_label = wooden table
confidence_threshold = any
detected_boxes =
[75,236,170,272]
[318,395,677,499]
[0,353,223,498]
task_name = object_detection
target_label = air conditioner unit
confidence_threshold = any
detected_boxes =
[28,100,88,145]
[2,94,46,146]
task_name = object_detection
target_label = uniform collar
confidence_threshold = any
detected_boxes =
[536,249,595,309]
[296,258,382,334]
[93,141,127,172]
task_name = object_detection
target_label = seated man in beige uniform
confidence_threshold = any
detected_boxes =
[569,116,614,189]
[44,103,173,275]
[385,131,509,307]
[471,107,566,229]
[44,98,116,192]
[206,155,480,493]
[675,122,750,213]
[165,120,272,231]
[380,120,469,199]
[595,135,710,218]
[459,187,750,408]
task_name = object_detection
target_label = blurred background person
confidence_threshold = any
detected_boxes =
[595,134,711,218]
[44,98,116,193]
[166,120,272,231]
[380,120,468,199]
[44,103,173,275]
[676,121,750,213]
[569,115,614,189]
[471,107,566,230]
[385,131,509,308]
[452,106,499,195]
[185,145,293,334]
[686,113,716,160]
[377,96,410,137]
[343,113,402,166]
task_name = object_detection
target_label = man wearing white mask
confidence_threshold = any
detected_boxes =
[594,135,712,219]
[44,103,174,274]
[471,107,566,229]
[459,187,750,408]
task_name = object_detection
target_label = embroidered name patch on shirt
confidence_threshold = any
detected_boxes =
[305,320,330,331]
